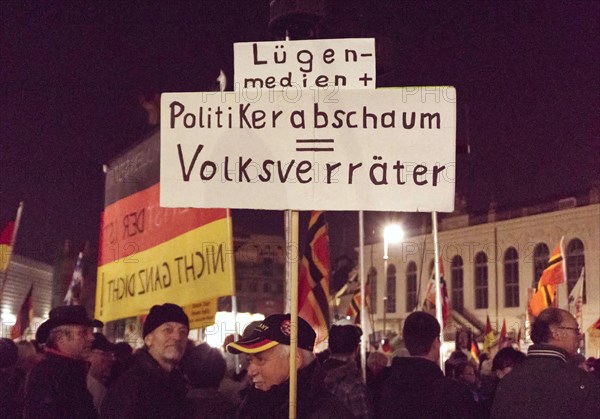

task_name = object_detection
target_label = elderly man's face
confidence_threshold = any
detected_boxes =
[552,312,582,356]
[247,345,291,391]
[144,322,188,368]
[58,325,94,359]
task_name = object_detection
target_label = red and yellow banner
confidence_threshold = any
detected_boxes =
[95,183,233,322]
[0,221,15,273]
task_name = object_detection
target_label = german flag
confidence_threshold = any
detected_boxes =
[298,212,330,343]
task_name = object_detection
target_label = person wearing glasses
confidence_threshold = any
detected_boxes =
[23,305,102,419]
[491,307,600,418]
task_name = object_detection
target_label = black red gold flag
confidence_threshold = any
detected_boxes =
[298,211,331,343]
[11,286,33,340]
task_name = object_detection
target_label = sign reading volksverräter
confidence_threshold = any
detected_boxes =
[160,87,456,212]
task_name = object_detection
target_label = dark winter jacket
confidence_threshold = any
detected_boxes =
[100,348,191,419]
[378,356,476,419]
[23,350,97,419]
[491,344,600,419]
[237,359,351,419]
[187,387,236,419]
[322,357,374,419]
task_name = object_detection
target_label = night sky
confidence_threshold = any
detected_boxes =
[1,1,598,265]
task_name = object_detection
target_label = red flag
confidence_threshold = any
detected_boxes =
[500,319,507,341]
[528,237,565,317]
[539,238,565,286]
[0,221,16,273]
[528,283,557,317]
[11,286,33,340]
[298,212,331,344]
[470,341,480,365]
[424,257,450,326]
[346,280,368,324]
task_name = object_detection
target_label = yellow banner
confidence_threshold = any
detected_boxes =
[95,218,234,322]
[184,299,218,329]
[0,244,11,272]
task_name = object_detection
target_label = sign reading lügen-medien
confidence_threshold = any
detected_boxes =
[234,39,376,90]
[160,87,456,212]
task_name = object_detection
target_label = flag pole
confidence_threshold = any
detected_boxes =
[225,209,241,374]
[413,221,427,311]
[431,211,444,369]
[359,210,367,383]
[217,66,240,374]
[286,209,300,419]
[11,202,25,252]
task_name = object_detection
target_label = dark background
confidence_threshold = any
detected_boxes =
[1,1,598,265]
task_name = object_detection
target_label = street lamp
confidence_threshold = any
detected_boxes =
[383,224,404,338]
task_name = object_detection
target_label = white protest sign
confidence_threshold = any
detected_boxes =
[160,87,456,212]
[234,39,376,90]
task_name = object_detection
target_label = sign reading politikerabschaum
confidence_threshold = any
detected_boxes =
[160,86,456,212]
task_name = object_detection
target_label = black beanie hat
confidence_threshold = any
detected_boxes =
[143,303,189,338]
[329,324,362,354]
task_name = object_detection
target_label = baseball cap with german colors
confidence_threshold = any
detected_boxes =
[227,314,316,354]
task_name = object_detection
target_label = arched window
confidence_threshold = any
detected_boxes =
[368,267,377,314]
[451,255,464,312]
[386,264,396,313]
[504,247,519,307]
[533,243,549,288]
[474,252,488,309]
[566,238,585,300]
[406,262,418,312]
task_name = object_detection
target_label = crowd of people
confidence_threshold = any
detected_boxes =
[1,304,599,418]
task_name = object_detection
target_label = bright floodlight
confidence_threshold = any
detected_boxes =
[384,224,404,244]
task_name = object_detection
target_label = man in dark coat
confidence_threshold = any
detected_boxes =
[100,303,191,419]
[180,342,236,419]
[322,320,373,418]
[23,305,102,419]
[227,313,351,419]
[491,308,600,418]
[378,312,476,419]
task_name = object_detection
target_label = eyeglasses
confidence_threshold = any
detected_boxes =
[558,326,581,334]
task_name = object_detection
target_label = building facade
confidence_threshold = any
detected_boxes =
[365,190,600,356]
[0,254,53,339]
[228,233,286,315]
